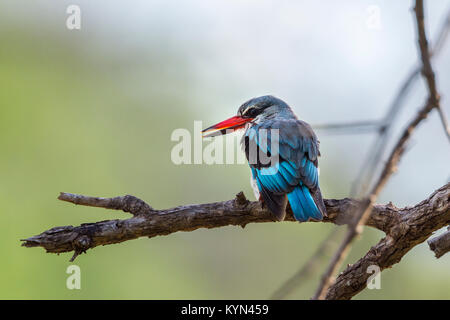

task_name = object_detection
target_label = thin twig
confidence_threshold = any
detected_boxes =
[311,0,444,300]
[436,105,450,142]
[352,5,450,196]
[313,120,381,134]
[58,192,153,215]
[272,3,450,301]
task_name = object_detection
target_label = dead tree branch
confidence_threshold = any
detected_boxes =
[436,106,450,143]
[428,226,450,258]
[311,0,446,300]
[21,184,449,264]
[325,184,450,300]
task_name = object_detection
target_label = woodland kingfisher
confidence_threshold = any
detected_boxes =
[202,95,327,222]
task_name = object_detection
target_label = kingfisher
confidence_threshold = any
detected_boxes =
[202,95,326,222]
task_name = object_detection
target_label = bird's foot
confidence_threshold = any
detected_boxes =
[258,195,266,207]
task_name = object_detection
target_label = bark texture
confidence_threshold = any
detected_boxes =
[22,184,449,266]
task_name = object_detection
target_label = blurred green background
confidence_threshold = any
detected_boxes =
[1,0,449,299]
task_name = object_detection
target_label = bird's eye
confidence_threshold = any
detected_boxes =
[243,107,257,118]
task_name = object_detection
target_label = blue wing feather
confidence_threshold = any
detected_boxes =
[244,119,324,221]
[287,187,307,221]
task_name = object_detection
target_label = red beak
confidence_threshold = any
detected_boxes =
[202,116,253,138]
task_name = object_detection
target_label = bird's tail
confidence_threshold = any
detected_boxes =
[287,185,323,222]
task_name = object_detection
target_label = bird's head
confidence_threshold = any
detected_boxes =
[202,95,290,137]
